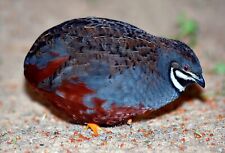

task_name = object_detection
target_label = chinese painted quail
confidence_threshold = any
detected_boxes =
[24,17,205,126]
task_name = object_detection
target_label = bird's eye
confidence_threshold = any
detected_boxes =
[184,64,189,71]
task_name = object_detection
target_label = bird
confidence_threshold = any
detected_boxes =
[24,17,205,126]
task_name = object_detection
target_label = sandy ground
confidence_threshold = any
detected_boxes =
[0,0,224,152]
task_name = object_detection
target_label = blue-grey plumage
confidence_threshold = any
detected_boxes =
[24,17,205,125]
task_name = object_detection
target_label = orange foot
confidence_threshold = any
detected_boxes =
[86,123,103,136]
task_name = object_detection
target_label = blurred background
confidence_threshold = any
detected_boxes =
[0,0,224,152]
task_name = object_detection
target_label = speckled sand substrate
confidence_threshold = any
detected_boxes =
[0,0,224,152]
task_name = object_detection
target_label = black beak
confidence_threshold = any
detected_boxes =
[195,74,205,88]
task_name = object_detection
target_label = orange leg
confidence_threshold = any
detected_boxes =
[86,123,103,136]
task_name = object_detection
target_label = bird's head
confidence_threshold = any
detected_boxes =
[169,41,205,92]
[158,40,205,93]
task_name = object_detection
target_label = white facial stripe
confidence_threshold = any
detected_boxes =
[175,70,196,82]
[184,71,199,80]
[170,68,185,92]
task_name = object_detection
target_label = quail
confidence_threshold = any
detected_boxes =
[24,17,205,126]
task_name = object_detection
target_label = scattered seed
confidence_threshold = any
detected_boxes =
[194,130,202,138]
